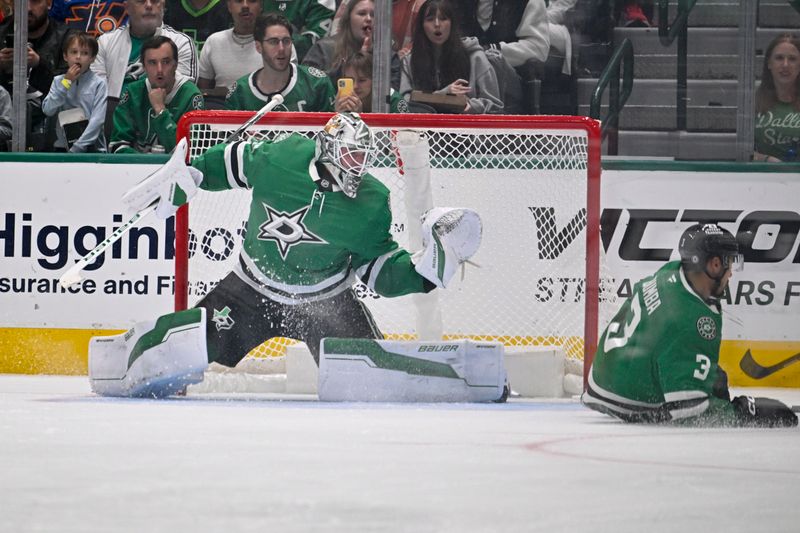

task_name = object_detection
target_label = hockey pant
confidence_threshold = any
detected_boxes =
[195,271,383,366]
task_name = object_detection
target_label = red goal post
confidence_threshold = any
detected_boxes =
[175,112,603,383]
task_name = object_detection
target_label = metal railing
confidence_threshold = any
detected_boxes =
[657,0,699,131]
[589,38,634,155]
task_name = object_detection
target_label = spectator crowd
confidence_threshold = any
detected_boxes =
[0,0,797,162]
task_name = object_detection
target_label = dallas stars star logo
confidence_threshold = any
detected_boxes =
[212,306,234,331]
[257,204,327,259]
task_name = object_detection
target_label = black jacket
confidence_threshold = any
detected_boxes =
[0,17,70,96]
[454,0,528,45]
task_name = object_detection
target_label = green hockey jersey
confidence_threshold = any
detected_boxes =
[225,64,335,111]
[583,261,736,424]
[110,74,204,153]
[191,133,431,304]
[263,0,334,60]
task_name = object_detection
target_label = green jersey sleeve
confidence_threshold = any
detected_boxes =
[350,184,432,297]
[191,138,276,191]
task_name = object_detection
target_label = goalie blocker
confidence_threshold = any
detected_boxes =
[318,339,508,402]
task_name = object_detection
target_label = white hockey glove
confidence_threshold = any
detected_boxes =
[121,138,204,219]
[413,207,482,288]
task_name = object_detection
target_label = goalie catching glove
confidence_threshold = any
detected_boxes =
[413,207,482,288]
[121,138,204,219]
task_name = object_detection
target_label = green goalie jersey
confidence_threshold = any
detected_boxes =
[190,133,431,304]
[225,65,335,112]
[583,261,737,424]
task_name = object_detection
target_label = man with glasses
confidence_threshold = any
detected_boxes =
[262,0,333,61]
[225,12,333,112]
[582,223,797,427]
[92,0,197,136]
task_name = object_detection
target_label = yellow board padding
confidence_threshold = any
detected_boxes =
[720,340,800,388]
[2,329,586,375]
[0,327,124,375]
[3,327,798,389]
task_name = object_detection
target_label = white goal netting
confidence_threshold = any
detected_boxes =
[176,113,605,373]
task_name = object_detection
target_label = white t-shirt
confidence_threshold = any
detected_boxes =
[198,28,298,89]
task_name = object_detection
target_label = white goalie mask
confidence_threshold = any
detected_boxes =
[315,112,377,198]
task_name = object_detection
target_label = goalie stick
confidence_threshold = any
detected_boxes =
[58,204,157,288]
[223,93,284,143]
[739,349,800,379]
[58,94,285,289]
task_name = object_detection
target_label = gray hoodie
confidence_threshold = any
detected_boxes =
[400,36,504,114]
[43,69,107,152]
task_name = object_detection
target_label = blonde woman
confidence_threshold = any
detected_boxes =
[303,0,400,89]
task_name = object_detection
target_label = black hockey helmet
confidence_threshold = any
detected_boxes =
[679,223,743,275]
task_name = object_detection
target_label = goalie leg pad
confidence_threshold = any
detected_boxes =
[89,308,209,398]
[413,207,482,288]
[318,339,506,402]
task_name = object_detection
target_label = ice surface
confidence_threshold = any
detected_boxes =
[1,375,798,533]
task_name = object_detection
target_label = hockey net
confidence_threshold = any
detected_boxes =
[175,112,605,381]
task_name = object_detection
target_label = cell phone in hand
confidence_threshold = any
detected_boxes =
[4,34,14,49]
[337,77,354,98]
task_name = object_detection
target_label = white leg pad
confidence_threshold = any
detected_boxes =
[89,308,209,398]
[318,339,506,402]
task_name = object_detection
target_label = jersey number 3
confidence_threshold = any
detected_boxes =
[693,354,711,380]
[604,296,642,351]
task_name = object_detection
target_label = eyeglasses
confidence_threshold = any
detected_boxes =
[262,37,292,47]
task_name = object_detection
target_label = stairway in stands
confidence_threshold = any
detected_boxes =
[577,0,800,160]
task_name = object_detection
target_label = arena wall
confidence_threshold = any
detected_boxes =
[1,154,798,387]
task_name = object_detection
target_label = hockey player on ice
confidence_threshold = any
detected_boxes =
[582,223,797,427]
[88,112,505,401]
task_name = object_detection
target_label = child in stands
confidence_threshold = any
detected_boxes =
[42,31,106,152]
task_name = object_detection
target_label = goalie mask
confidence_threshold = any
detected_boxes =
[315,112,377,198]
